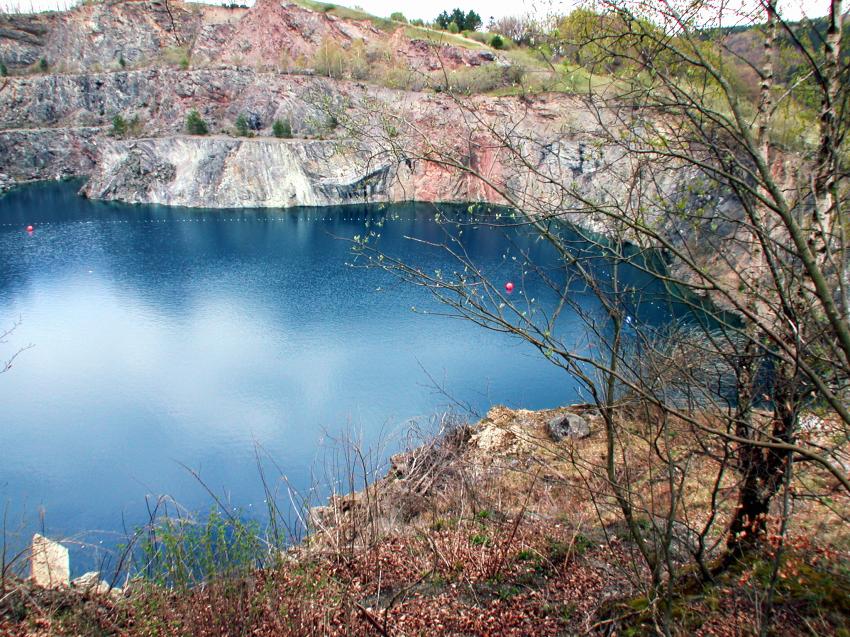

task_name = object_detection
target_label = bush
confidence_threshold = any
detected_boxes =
[490,34,505,49]
[378,64,423,90]
[389,11,406,22]
[38,58,48,72]
[272,118,292,138]
[186,110,209,135]
[0,61,7,77]
[111,114,128,137]
[163,46,190,70]
[347,39,370,80]
[235,113,250,136]
[118,54,126,68]
[448,21,459,34]
[491,15,544,47]
[435,64,502,93]
[410,18,424,26]
[111,113,143,138]
[140,508,264,588]
[313,37,346,78]
[366,41,393,65]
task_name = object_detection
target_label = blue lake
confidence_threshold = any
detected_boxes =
[0,180,668,571]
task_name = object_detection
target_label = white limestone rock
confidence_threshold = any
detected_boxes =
[30,533,70,589]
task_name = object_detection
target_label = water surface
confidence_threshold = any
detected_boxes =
[1,181,610,567]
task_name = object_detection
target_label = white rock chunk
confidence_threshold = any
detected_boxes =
[30,533,70,588]
[72,571,116,595]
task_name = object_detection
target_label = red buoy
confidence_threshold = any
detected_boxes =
[505,281,514,293]
[26,225,34,233]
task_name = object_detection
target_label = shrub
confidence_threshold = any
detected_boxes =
[163,46,191,70]
[111,113,143,138]
[503,62,525,85]
[140,508,264,588]
[410,18,424,26]
[0,61,7,77]
[186,110,209,135]
[235,113,250,136]
[379,64,423,90]
[38,57,48,72]
[111,114,127,137]
[313,37,346,79]
[464,31,490,43]
[272,118,292,138]
[366,40,393,65]
[491,15,545,47]
[118,54,126,68]
[437,64,503,93]
[447,21,459,34]
[389,11,406,22]
[489,34,504,49]
[347,39,370,80]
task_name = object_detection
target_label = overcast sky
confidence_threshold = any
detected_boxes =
[0,0,831,24]
[345,0,827,23]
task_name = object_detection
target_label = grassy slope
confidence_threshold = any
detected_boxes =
[291,0,487,49]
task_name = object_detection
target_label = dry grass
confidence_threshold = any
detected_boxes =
[2,406,848,636]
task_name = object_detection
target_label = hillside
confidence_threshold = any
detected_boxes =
[0,0,494,75]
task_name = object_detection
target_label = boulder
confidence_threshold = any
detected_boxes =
[72,570,120,596]
[546,413,591,441]
[72,571,100,589]
[30,533,70,588]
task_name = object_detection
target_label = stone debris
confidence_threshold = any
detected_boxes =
[30,533,70,589]
[71,571,115,595]
[547,412,591,441]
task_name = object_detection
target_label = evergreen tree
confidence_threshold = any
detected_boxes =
[186,110,209,135]
[272,118,292,138]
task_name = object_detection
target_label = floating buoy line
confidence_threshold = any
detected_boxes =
[2,212,478,228]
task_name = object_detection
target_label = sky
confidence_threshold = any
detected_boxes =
[0,0,831,24]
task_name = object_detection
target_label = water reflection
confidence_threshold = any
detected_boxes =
[1,181,589,570]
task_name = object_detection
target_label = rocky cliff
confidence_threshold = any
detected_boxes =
[0,0,689,226]
[0,51,626,213]
[82,135,396,208]
[0,0,516,205]
[0,0,494,75]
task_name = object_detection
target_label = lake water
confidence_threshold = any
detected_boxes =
[0,181,670,572]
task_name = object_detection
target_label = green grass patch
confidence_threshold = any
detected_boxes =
[404,25,487,50]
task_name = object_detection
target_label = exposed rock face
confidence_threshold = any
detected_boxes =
[0,1,198,72]
[83,136,394,208]
[0,127,99,184]
[30,534,70,589]
[0,1,618,212]
[0,0,492,75]
[0,0,723,243]
[0,69,338,133]
[0,61,632,212]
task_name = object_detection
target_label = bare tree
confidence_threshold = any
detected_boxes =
[319,0,848,630]
[0,319,30,376]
